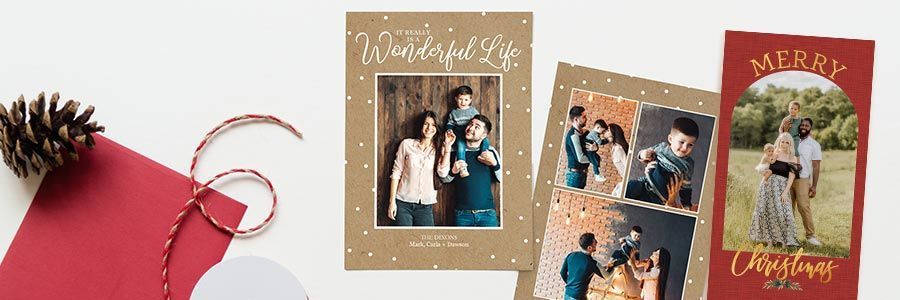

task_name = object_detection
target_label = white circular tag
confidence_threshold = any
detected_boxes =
[192,256,308,300]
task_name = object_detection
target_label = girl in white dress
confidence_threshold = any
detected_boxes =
[629,247,670,300]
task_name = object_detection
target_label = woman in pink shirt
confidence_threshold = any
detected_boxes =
[629,247,671,300]
[387,111,449,226]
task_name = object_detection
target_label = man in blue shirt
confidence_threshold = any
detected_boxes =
[438,115,502,227]
[560,232,605,300]
[564,106,600,189]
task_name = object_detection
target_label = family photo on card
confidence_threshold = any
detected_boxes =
[376,75,503,228]
[535,189,695,300]
[557,89,715,213]
[722,70,857,258]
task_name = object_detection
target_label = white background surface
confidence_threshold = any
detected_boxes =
[1,1,897,299]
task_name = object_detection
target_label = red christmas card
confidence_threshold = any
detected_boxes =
[0,134,247,299]
[708,31,873,298]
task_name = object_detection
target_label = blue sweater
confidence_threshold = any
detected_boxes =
[565,127,590,170]
[560,251,603,300]
[444,147,501,210]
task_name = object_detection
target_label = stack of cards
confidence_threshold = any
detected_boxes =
[344,13,874,300]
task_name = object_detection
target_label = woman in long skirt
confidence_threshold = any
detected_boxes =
[748,133,800,247]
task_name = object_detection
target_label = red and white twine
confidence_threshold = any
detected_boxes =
[161,114,302,300]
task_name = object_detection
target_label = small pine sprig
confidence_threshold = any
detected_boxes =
[763,279,803,291]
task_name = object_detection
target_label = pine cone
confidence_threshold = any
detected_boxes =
[0,92,105,178]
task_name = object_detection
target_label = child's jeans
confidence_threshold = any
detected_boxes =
[586,150,602,175]
[455,130,490,160]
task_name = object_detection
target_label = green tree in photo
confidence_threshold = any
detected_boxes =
[729,83,857,151]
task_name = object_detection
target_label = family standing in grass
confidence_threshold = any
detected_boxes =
[748,101,823,247]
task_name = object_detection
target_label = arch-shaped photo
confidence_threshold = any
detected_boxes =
[722,70,857,258]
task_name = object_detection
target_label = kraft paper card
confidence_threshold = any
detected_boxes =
[345,12,534,270]
[516,63,719,299]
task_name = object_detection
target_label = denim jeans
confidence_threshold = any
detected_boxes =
[455,209,499,227]
[394,200,435,226]
[625,179,662,205]
[565,171,587,189]
[586,151,601,175]
[455,135,490,160]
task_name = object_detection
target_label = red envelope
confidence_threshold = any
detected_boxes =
[0,134,246,299]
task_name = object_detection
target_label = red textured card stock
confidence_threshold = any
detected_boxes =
[0,134,246,299]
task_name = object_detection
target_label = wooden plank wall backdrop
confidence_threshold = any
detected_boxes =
[376,75,502,226]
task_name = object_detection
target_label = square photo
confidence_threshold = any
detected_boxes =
[534,189,696,300]
[375,74,502,228]
[555,89,639,197]
[624,104,716,212]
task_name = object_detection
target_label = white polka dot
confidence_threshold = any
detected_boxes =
[505,170,511,175]
[522,19,527,24]
[383,16,388,20]
[514,62,519,67]
[392,257,397,261]
[344,160,348,165]
[640,90,646,95]
[524,239,529,243]
[425,23,429,28]
[371,188,376,193]
[700,219,706,224]
[548,143,553,148]
[664,89,670,94]
[505,104,511,109]
[688,279,693,284]
[606,78,612,83]
[347,248,353,253]
[448,28,453,32]
[433,265,439,269]
[481,12,486,16]
[363,230,368,235]
[511,258,517,263]
[536,238,541,243]
[358,142,364,147]
[536,202,541,207]
[582,80,587,85]
[359,76,364,80]
[521,86,527,91]
[570,63,575,67]
[698,256,704,262]
[698,101,704,106]
[490,255,496,259]
[559,121,564,126]
[367,99,372,104]
[368,252,373,257]
[518,216,524,220]
[347,31,352,36]
[363,164,369,168]
[526,174,531,179]
[526,108,531,113]
[559,85,564,90]
[517,150,523,155]
[547,180,552,185]
[355,207,360,211]
[676,106,681,109]
[347,96,352,100]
